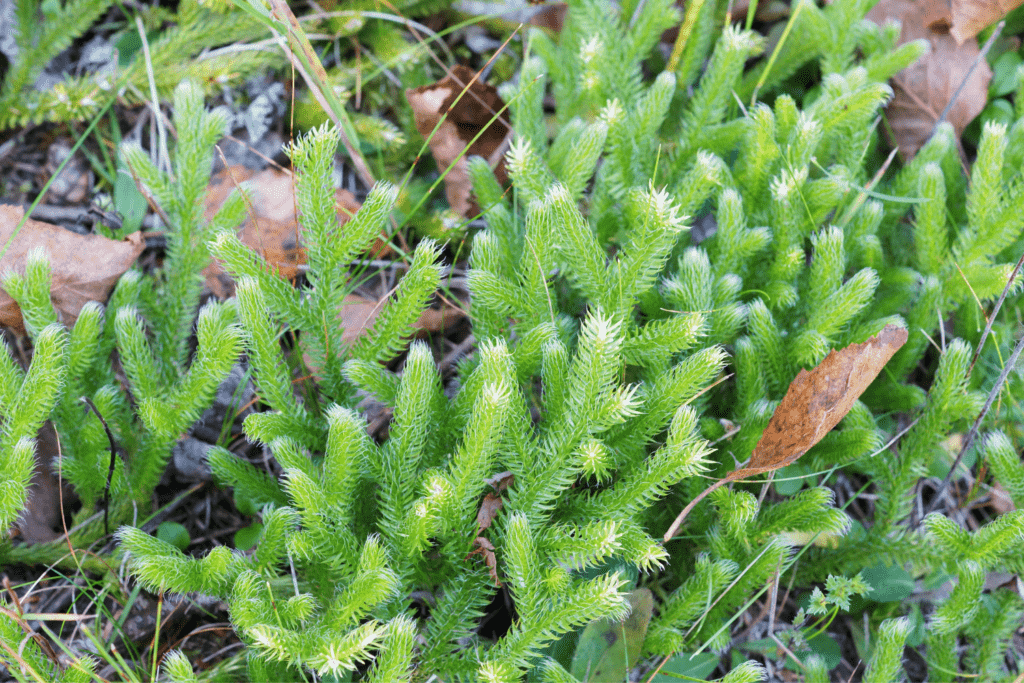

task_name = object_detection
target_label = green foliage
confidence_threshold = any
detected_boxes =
[0,0,115,129]
[3,0,1024,678]
[211,122,444,416]
[863,617,911,683]
[0,0,281,130]
[0,81,244,549]
[0,606,98,682]
[0,322,66,533]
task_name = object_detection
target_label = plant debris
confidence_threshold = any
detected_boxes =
[664,325,909,540]
[0,205,145,333]
[868,0,993,159]
[406,64,512,217]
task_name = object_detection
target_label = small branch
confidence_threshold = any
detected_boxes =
[81,397,119,536]
[663,476,730,542]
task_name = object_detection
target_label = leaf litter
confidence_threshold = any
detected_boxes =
[0,205,145,334]
[867,0,993,159]
[664,325,909,541]
[469,472,515,587]
[950,0,1024,43]
[406,64,512,218]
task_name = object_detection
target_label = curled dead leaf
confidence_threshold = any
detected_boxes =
[485,470,515,494]
[867,0,992,159]
[475,471,514,537]
[476,493,504,535]
[405,65,512,217]
[468,535,501,586]
[0,205,145,334]
[664,325,908,541]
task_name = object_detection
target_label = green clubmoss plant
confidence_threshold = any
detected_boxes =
[0,0,281,130]
[0,80,245,553]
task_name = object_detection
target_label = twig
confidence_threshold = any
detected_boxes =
[80,397,119,536]
[0,201,159,229]
[835,145,899,229]
[766,555,782,635]
[439,334,475,375]
[923,328,1024,516]
[664,475,732,541]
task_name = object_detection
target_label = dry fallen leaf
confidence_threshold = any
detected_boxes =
[485,470,515,493]
[202,164,374,298]
[529,2,568,32]
[406,65,512,217]
[0,205,145,334]
[476,472,514,535]
[867,0,992,159]
[301,293,467,380]
[951,0,1024,43]
[664,325,908,541]
[468,535,502,586]
[476,493,504,534]
[990,481,1016,514]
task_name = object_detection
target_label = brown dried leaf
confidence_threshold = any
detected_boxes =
[202,165,374,298]
[664,325,908,541]
[302,293,466,379]
[405,65,512,217]
[529,2,568,31]
[0,206,145,334]
[951,0,1024,43]
[468,536,501,586]
[485,470,515,493]
[740,325,909,476]
[476,492,504,534]
[867,0,992,159]
[990,481,1016,514]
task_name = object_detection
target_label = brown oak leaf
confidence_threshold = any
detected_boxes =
[867,0,992,160]
[405,65,512,217]
[664,325,909,541]
[951,0,1024,43]
[0,206,145,334]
